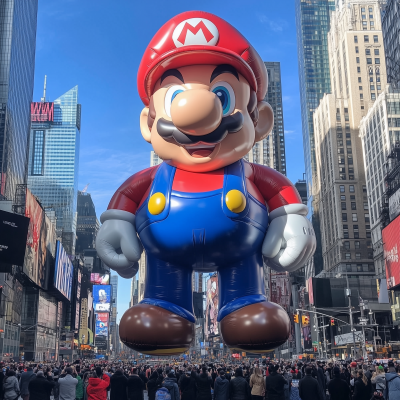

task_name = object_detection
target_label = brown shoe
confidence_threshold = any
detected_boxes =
[220,301,290,352]
[119,303,194,355]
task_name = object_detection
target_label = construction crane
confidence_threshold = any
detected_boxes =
[81,183,90,193]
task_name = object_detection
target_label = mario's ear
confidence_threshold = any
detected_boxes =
[140,107,152,143]
[254,101,274,143]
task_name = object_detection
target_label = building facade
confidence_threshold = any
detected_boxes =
[76,191,99,256]
[110,275,118,354]
[246,62,286,174]
[313,0,386,275]
[359,85,400,278]
[150,151,162,167]
[28,86,81,254]
[0,0,38,202]
[382,0,400,88]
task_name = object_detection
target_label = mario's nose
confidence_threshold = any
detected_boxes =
[170,89,223,136]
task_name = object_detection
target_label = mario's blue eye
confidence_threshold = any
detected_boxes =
[211,82,235,116]
[165,85,185,118]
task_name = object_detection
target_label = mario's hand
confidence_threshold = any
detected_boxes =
[262,204,316,272]
[95,210,143,278]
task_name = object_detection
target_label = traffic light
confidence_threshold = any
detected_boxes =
[302,315,309,325]
[330,319,335,326]
[294,313,299,323]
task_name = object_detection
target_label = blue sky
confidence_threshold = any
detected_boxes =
[34,0,305,321]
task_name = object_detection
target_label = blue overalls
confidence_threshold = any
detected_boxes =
[135,160,269,323]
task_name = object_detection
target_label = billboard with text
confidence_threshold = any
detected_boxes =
[54,241,73,301]
[93,285,111,312]
[382,216,400,289]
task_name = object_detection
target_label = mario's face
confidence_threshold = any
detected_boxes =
[140,64,273,172]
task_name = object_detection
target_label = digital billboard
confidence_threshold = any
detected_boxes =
[382,216,400,289]
[389,188,400,221]
[90,273,110,285]
[95,335,107,350]
[0,209,29,267]
[95,313,109,337]
[205,275,218,339]
[24,189,56,289]
[54,241,73,301]
[31,102,54,122]
[93,285,111,312]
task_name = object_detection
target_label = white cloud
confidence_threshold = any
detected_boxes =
[258,14,288,32]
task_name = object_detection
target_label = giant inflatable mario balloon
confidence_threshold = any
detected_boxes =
[96,11,316,355]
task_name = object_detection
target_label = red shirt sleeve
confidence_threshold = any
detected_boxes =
[107,166,159,214]
[247,162,302,212]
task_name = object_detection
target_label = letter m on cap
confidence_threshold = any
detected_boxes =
[177,20,214,45]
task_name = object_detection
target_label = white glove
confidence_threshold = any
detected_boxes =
[96,209,143,278]
[262,204,316,272]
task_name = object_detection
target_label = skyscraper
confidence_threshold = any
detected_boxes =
[0,0,38,202]
[295,0,335,276]
[247,62,286,174]
[313,0,386,275]
[382,0,400,88]
[110,275,118,354]
[150,150,162,167]
[76,190,100,256]
[28,86,81,254]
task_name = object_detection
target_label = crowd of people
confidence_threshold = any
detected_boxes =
[0,358,398,400]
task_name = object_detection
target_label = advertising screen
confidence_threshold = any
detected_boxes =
[0,210,29,267]
[95,313,109,337]
[93,285,111,312]
[95,336,107,350]
[270,272,291,311]
[90,273,110,285]
[382,216,400,289]
[24,189,56,289]
[54,241,73,301]
[389,188,400,221]
[205,275,219,339]
[31,102,54,122]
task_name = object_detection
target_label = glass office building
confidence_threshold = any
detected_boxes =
[28,86,81,254]
[0,0,38,201]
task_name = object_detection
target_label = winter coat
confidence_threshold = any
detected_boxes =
[214,376,229,400]
[28,375,55,400]
[317,367,326,392]
[196,373,212,400]
[180,373,197,400]
[250,373,265,396]
[59,374,78,400]
[87,374,110,400]
[229,375,251,400]
[110,371,128,400]
[76,375,84,399]
[328,376,350,400]
[372,373,386,393]
[299,375,324,400]
[126,375,144,400]
[147,374,160,400]
[385,373,400,400]
[3,376,19,400]
[162,377,179,400]
[19,369,36,396]
[265,372,286,400]
[352,377,369,400]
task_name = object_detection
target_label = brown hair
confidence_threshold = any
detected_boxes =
[358,370,368,386]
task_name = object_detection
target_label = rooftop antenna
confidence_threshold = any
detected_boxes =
[41,75,47,102]
[81,183,90,193]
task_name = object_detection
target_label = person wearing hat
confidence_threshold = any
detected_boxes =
[371,366,386,394]
[96,10,316,355]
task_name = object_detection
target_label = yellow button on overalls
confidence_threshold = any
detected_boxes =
[148,192,166,215]
[225,190,246,213]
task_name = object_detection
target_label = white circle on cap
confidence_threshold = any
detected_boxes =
[172,18,219,48]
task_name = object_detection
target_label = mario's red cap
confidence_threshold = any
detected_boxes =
[137,11,268,106]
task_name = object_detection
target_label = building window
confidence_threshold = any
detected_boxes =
[358,77,362,83]
[356,57,360,64]
[374,49,379,55]
[365,213,370,222]
[377,85,381,91]
[364,35,369,42]
[355,46,359,53]
[360,93,364,99]
[367,58,372,64]
[344,241,350,249]
[373,35,378,43]
[357,67,361,73]
[355,241,360,249]
[361,7,365,12]
[352,213,358,222]
[366,231,371,238]
[371,93,376,100]
[370,21,374,27]
[345,253,351,260]
[370,85,375,90]
[375,58,380,64]
[341,202,347,210]
[342,213,348,222]
[341,195,346,200]
[354,35,358,43]
[340,185,345,193]
[356,253,361,260]
[351,202,357,210]
[362,14,366,20]
[349,185,355,192]
[364,202,369,210]
[359,86,363,90]
[31,130,45,176]
[365,49,371,55]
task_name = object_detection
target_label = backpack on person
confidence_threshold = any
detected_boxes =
[155,387,172,400]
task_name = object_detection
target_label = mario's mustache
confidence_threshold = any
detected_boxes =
[157,112,244,146]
